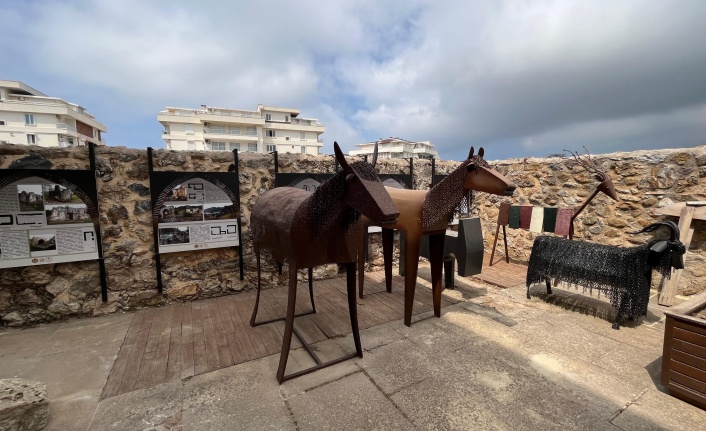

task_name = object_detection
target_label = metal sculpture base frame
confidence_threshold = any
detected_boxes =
[250,258,363,384]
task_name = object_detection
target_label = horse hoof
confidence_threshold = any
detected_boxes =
[526,294,531,300]
[611,323,620,330]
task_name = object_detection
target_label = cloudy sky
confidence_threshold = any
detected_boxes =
[2,0,705,160]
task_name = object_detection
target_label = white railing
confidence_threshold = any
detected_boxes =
[204,128,257,136]
[204,109,262,119]
[56,123,77,132]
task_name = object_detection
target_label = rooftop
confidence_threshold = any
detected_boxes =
[1,261,703,430]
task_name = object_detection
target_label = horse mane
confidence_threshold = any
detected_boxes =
[422,155,490,229]
[306,161,380,238]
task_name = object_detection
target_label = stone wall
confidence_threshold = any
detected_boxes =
[0,143,704,326]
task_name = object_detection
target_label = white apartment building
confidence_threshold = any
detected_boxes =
[158,104,325,155]
[0,80,107,148]
[349,137,439,160]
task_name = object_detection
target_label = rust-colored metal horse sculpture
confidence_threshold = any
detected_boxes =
[358,147,516,326]
[250,142,399,383]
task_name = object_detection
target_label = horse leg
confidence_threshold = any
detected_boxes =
[277,262,283,275]
[276,264,299,383]
[428,233,445,319]
[382,228,394,294]
[346,262,363,357]
[249,249,262,327]
[403,233,422,327]
[308,267,316,313]
[358,227,367,299]
[545,279,553,295]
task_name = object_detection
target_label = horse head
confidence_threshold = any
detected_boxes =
[462,147,516,196]
[334,142,399,225]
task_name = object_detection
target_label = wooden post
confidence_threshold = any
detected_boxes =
[658,205,695,306]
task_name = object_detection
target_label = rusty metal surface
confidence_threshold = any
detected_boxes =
[250,141,398,382]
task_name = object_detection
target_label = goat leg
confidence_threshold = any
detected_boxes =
[612,293,629,330]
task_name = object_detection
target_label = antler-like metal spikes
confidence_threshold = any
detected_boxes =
[563,146,602,174]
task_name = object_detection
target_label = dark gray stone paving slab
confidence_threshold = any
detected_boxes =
[611,388,706,431]
[512,310,626,364]
[287,372,414,431]
[356,338,434,395]
[390,343,619,431]
[88,380,184,431]
[277,339,360,399]
[32,341,123,431]
[182,358,295,431]
[415,308,645,420]
[38,313,133,356]
[0,323,60,362]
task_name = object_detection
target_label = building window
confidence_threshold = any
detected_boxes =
[211,141,226,151]
[211,125,225,134]
[248,143,258,152]
[300,132,306,140]
[0,120,5,126]
[246,127,256,136]
[284,115,289,122]
[266,144,276,152]
[265,114,272,121]
[185,124,194,135]
[266,129,275,137]
[228,126,240,135]
[230,142,240,151]
[301,146,306,154]
[93,129,98,138]
[27,134,36,144]
[25,114,35,125]
[187,141,195,150]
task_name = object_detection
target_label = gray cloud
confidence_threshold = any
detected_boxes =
[1,0,705,160]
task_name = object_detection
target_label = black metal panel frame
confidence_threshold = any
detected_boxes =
[0,143,109,301]
[147,147,244,293]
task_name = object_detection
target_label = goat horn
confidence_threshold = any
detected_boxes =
[628,222,679,241]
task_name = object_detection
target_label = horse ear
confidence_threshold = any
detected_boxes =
[468,147,475,159]
[371,142,379,167]
[478,147,484,158]
[334,141,350,171]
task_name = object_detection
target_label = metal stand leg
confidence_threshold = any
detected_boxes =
[346,262,363,357]
[250,251,262,327]
[308,267,316,313]
[358,228,367,299]
[403,234,421,327]
[276,264,299,383]
[276,262,364,383]
[428,233,445,318]
[382,228,394,293]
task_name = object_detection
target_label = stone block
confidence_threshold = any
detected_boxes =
[0,379,49,431]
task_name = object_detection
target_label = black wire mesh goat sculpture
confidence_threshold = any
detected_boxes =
[526,221,686,329]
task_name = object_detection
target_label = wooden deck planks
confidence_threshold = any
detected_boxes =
[103,270,464,399]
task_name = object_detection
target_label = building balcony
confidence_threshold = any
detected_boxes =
[204,127,258,136]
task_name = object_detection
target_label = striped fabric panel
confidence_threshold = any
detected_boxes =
[543,207,558,233]
[529,206,544,232]
[519,205,533,230]
[508,206,520,229]
[497,202,511,226]
[554,208,574,236]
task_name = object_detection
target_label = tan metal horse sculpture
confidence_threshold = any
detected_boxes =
[250,142,399,383]
[358,147,516,326]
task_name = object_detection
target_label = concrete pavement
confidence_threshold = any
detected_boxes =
[2,271,705,430]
